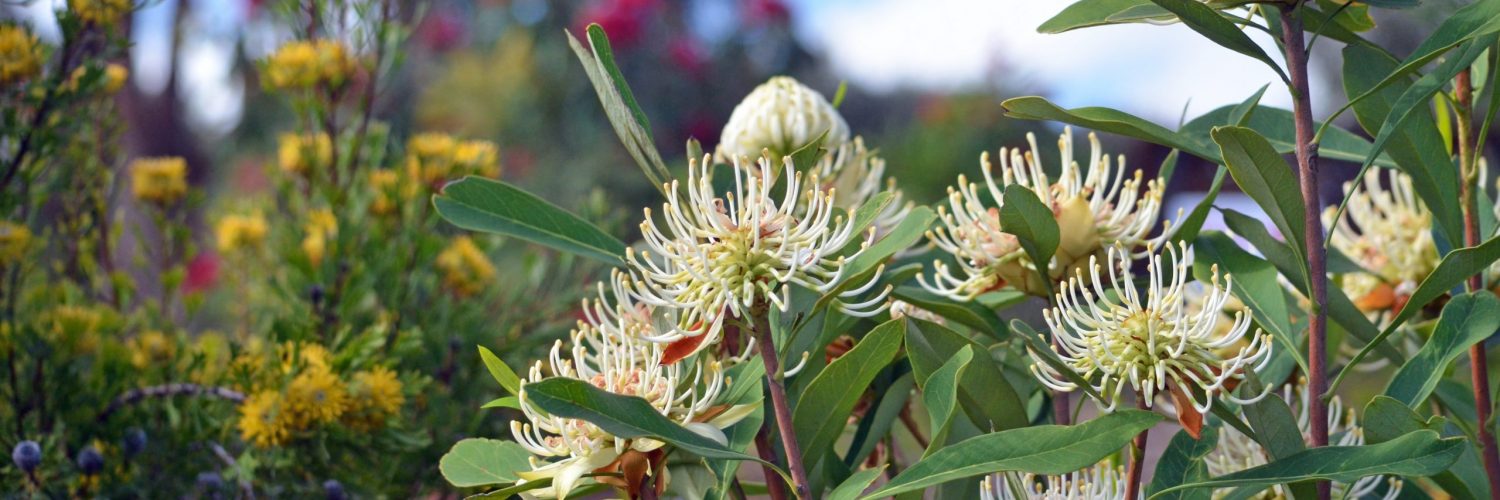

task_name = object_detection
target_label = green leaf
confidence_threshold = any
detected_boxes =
[1180,105,1388,166]
[477,345,521,396]
[1147,0,1288,83]
[846,372,915,469]
[906,319,1029,431]
[828,466,885,500]
[1001,97,1218,160]
[585,25,652,140]
[1012,319,1107,404]
[1210,127,1307,260]
[1238,374,1304,461]
[1152,430,1466,498]
[999,185,1060,297]
[1190,232,1307,374]
[439,438,532,487]
[1386,292,1500,408]
[1037,0,1172,33]
[434,177,625,264]
[819,205,933,311]
[793,319,905,465]
[1147,425,1220,500]
[1167,166,1226,247]
[706,407,765,500]
[1342,0,1500,116]
[920,346,975,457]
[861,410,1164,499]
[480,396,519,410]
[1228,84,1269,126]
[523,378,784,474]
[890,286,1008,340]
[1363,396,1485,499]
[566,27,672,192]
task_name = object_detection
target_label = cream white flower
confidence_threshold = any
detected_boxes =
[718,76,851,161]
[979,462,1131,500]
[1205,379,1402,500]
[814,136,914,237]
[1324,168,1437,315]
[510,282,752,498]
[626,155,890,351]
[921,127,1174,299]
[1027,242,1273,413]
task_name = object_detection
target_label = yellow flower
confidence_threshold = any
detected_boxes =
[129,157,189,205]
[302,208,338,266]
[436,236,495,297]
[215,213,268,253]
[277,341,332,374]
[238,390,291,448]
[189,331,229,383]
[405,132,457,186]
[345,366,404,430]
[0,221,31,265]
[263,39,355,91]
[452,140,501,178]
[103,63,127,93]
[69,0,133,27]
[44,305,105,354]
[277,133,333,176]
[368,170,402,216]
[285,365,349,426]
[0,25,44,85]
[128,330,176,368]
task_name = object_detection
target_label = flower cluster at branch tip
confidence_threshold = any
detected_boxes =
[718,76,850,161]
[128,330,175,368]
[406,132,502,187]
[510,272,753,498]
[0,221,31,265]
[1323,168,1437,315]
[216,213,269,254]
[129,157,189,205]
[262,39,356,92]
[278,132,334,176]
[237,342,405,448]
[368,169,404,216]
[69,0,133,27]
[436,236,496,297]
[1028,242,1273,413]
[1205,379,1401,500]
[980,462,1130,499]
[922,127,1174,299]
[626,154,889,352]
[0,24,43,85]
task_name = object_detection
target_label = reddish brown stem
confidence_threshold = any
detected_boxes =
[753,422,789,500]
[749,303,811,499]
[1454,67,1500,499]
[1124,395,1150,500]
[1277,5,1330,499]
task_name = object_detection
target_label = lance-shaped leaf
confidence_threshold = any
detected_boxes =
[828,466,885,500]
[1180,105,1389,167]
[907,319,1028,431]
[861,410,1164,499]
[920,346,974,458]
[1001,97,1218,160]
[793,319,905,466]
[1147,424,1220,500]
[891,286,1009,340]
[1386,292,1500,408]
[566,25,673,193]
[1147,0,1288,83]
[1210,127,1307,262]
[1339,0,1500,122]
[1364,396,1487,499]
[434,177,626,264]
[1168,166,1226,247]
[439,438,533,487]
[999,185,1060,298]
[1038,0,1173,33]
[478,345,521,396]
[523,378,785,475]
[1152,430,1466,497]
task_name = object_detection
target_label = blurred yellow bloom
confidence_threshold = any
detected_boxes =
[69,0,132,27]
[238,390,291,448]
[345,366,404,430]
[0,221,31,265]
[189,331,229,383]
[277,341,332,374]
[452,140,501,178]
[436,236,494,297]
[277,133,333,176]
[406,134,500,187]
[285,365,349,426]
[368,170,402,216]
[103,63,127,93]
[44,305,105,354]
[0,25,43,85]
[128,330,176,368]
[215,213,268,253]
[302,208,338,266]
[263,39,355,91]
[129,157,188,205]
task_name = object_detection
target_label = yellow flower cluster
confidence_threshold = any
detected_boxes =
[0,25,43,85]
[127,330,176,368]
[262,39,356,91]
[277,132,333,176]
[237,342,404,448]
[69,0,133,27]
[302,208,338,266]
[0,221,31,265]
[129,157,188,205]
[435,236,495,297]
[43,304,110,355]
[215,213,268,253]
[405,133,501,187]
[68,63,129,94]
[367,170,403,216]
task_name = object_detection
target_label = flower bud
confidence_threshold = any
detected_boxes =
[76,445,103,475]
[11,440,41,473]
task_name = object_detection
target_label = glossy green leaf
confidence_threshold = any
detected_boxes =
[1037,0,1172,33]
[1012,319,1107,404]
[793,319,905,464]
[480,396,519,410]
[523,378,782,473]
[862,410,1164,499]
[920,346,974,457]
[1386,292,1500,408]
[439,438,532,487]
[891,286,1008,340]
[1363,396,1485,499]
[1180,105,1389,166]
[477,345,521,396]
[1343,0,1500,116]
[434,177,625,264]
[1147,425,1219,500]
[906,319,1028,431]
[1147,0,1288,82]
[567,27,672,192]
[999,185,1059,297]
[820,205,933,310]
[1001,97,1218,160]
[846,372,915,469]
[1153,430,1465,497]
[706,407,765,500]
[828,466,885,500]
[1210,127,1307,258]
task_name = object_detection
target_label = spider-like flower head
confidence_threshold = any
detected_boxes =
[814,137,914,238]
[1324,168,1437,314]
[718,76,851,161]
[980,462,1131,499]
[922,127,1174,299]
[627,155,891,355]
[509,303,751,499]
[1205,379,1402,499]
[1028,242,1273,414]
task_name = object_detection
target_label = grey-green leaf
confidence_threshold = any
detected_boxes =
[920,346,975,457]
[1210,126,1307,259]
[1001,97,1218,160]
[1147,0,1288,83]
[1386,292,1500,408]
[434,177,625,264]
[999,185,1060,297]
[1037,0,1173,33]
[793,319,905,465]
[477,345,521,396]
[828,467,886,500]
[906,319,1029,431]
[439,438,533,487]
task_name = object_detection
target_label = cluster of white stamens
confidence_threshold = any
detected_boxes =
[1324,168,1437,314]
[814,136,913,237]
[980,462,1131,499]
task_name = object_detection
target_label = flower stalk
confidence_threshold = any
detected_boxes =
[1453,67,1500,497]
[1124,394,1150,500]
[749,300,812,499]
